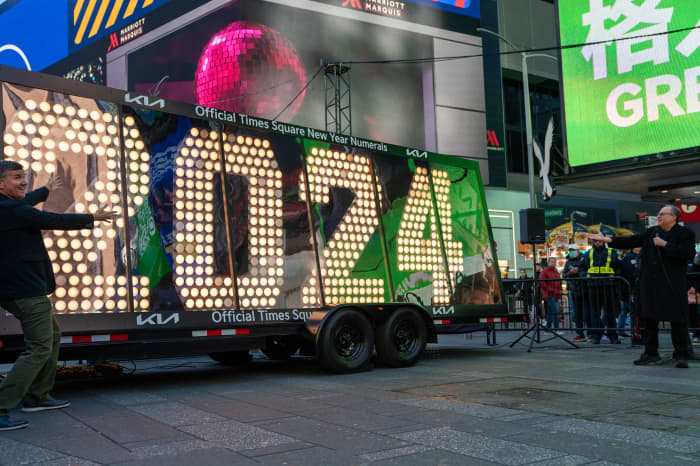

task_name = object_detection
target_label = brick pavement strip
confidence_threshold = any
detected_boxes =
[0,335,698,465]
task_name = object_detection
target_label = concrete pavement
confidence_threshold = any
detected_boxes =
[0,332,699,465]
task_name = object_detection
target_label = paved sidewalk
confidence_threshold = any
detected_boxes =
[0,332,698,465]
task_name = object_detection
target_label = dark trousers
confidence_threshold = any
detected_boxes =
[0,297,61,416]
[586,285,619,341]
[570,293,586,337]
[642,319,691,359]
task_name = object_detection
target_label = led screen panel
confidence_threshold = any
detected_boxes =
[1,83,133,313]
[557,0,700,167]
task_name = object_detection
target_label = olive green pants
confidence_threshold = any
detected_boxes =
[0,296,60,416]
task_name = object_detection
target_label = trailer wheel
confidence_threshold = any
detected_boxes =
[375,308,427,367]
[209,351,251,366]
[262,336,301,360]
[318,309,374,373]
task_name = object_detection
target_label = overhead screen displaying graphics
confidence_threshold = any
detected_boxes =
[0,72,500,322]
[0,0,69,70]
[68,0,175,52]
[557,0,700,167]
[126,1,431,149]
[100,0,487,175]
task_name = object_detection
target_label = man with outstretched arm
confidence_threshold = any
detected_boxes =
[589,205,696,369]
[0,161,116,430]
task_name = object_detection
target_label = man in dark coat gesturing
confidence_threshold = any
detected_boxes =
[589,205,696,368]
[0,161,115,430]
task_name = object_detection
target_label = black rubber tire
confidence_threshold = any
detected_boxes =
[208,351,252,365]
[261,336,301,360]
[375,308,427,367]
[317,309,374,374]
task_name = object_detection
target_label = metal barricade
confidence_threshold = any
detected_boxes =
[500,271,700,349]
[502,276,635,343]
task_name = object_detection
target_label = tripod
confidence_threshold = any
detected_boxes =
[510,244,578,352]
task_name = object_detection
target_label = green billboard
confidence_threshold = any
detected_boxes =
[557,0,700,167]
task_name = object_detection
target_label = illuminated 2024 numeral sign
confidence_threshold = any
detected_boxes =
[4,91,471,313]
[172,129,284,310]
[397,166,463,304]
[300,148,384,306]
[3,94,149,313]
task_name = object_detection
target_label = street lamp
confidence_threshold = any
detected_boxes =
[570,210,587,224]
[477,27,558,208]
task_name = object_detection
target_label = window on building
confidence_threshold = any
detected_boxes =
[503,77,565,177]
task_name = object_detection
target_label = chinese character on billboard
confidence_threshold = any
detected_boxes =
[557,0,700,167]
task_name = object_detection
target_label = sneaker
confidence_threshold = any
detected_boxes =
[609,338,621,345]
[634,353,661,365]
[592,339,601,345]
[21,398,70,413]
[675,358,689,369]
[573,336,586,342]
[0,415,28,431]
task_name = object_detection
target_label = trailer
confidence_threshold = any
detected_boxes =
[0,66,507,373]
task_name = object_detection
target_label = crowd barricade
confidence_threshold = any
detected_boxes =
[502,272,700,345]
[503,276,637,342]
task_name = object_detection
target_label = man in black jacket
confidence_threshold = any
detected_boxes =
[590,205,696,368]
[562,247,587,341]
[0,161,115,430]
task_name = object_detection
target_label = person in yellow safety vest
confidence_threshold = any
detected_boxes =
[580,236,623,345]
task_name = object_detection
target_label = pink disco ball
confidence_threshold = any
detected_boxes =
[195,21,307,119]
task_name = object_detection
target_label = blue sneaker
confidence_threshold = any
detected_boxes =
[21,398,70,413]
[0,415,28,430]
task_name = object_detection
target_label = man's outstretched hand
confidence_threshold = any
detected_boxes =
[94,207,117,223]
[47,174,63,192]
[587,233,611,243]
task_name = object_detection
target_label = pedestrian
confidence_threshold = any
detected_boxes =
[581,234,622,344]
[563,247,587,341]
[539,257,562,330]
[688,254,700,345]
[0,161,115,430]
[618,247,641,338]
[534,261,545,324]
[589,205,696,368]
[515,269,533,317]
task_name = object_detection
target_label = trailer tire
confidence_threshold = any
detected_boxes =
[262,336,301,360]
[209,351,252,366]
[375,308,427,367]
[318,309,374,373]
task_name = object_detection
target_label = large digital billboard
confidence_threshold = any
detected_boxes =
[557,0,700,167]
[0,0,68,70]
